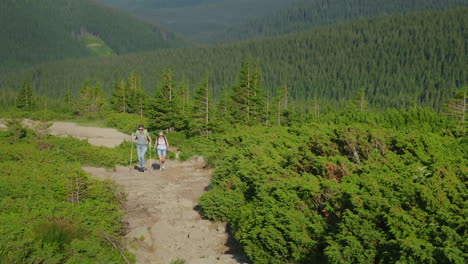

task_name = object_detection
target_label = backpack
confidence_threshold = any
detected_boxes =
[157,136,168,148]
[134,129,149,143]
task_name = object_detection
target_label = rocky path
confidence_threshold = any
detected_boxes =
[18,120,246,264]
[83,159,243,264]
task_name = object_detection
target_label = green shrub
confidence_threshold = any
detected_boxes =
[0,128,134,263]
[105,112,149,134]
[196,110,466,264]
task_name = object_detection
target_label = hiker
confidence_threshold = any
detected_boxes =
[131,124,152,172]
[155,131,169,170]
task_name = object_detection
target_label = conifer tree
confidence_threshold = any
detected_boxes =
[191,75,211,136]
[63,88,73,112]
[147,67,182,131]
[213,85,234,132]
[110,79,128,113]
[273,83,290,126]
[126,71,146,116]
[73,81,106,117]
[447,87,467,128]
[177,79,190,117]
[353,87,367,111]
[231,58,265,126]
[16,80,35,110]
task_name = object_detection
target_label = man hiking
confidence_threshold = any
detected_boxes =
[131,124,152,172]
[155,131,169,170]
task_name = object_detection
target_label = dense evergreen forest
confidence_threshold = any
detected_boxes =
[214,0,468,43]
[0,0,186,73]
[1,8,466,110]
[95,0,297,43]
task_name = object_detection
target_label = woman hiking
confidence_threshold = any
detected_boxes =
[131,124,152,172]
[155,131,169,170]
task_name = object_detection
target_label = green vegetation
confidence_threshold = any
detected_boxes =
[1,8,465,110]
[0,0,186,72]
[80,34,116,57]
[0,122,135,263]
[1,65,465,264]
[1,3,466,263]
[178,107,466,264]
[95,0,295,43]
[214,0,468,42]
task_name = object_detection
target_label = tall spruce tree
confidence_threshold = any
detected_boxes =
[272,82,290,126]
[63,87,73,112]
[110,79,128,113]
[213,85,234,132]
[231,58,265,126]
[353,87,368,111]
[147,67,183,131]
[73,81,106,117]
[16,80,35,110]
[177,79,190,117]
[126,71,146,116]
[447,87,467,128]
[191,75,211,136]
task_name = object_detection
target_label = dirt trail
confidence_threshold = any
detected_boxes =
[42,121,246,264]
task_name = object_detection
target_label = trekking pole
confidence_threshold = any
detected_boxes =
[149,142,152,170]
[129,139,134,172]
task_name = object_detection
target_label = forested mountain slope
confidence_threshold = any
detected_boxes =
[95,0,299,43]
[1,8,466,110]
[213,0,468,42]
[0,0,186,72]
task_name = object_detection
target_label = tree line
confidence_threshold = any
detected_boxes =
[13,59,466,137]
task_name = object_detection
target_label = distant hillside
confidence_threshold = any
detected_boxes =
[95,0,300,43]
[0,0,187,72]
[97,0,224,9]
[1,8,466,110]
[213,0,468,42]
